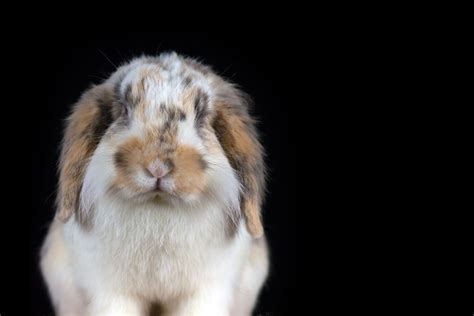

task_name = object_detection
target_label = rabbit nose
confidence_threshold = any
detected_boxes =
[145,160,170,179]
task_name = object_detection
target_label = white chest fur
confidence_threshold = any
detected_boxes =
[63,194,249,302]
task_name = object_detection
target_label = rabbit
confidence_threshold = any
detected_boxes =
[40,52,269,316]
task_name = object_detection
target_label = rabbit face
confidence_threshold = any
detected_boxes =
[86,59,237,207]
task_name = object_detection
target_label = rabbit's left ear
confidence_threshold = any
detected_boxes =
[56,84,116,226]
[212,92,266,238]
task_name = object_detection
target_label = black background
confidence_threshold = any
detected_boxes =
[30,32,292,315]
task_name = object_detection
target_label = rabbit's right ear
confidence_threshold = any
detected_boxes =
[56,84,117,225]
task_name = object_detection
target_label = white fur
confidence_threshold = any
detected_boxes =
[42,187,268,315]
[41,53,269,316]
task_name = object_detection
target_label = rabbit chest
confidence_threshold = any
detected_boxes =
[64,195,243,300]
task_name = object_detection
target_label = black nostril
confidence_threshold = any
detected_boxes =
[165,159,175,170]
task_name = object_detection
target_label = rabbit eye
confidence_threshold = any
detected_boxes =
[194,90,209,129]
[124,106,133,120]
[113,101,132,128]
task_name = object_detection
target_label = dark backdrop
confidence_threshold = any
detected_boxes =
[30,32,290,315]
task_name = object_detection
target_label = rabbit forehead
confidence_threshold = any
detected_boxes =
[112,58,212,151]
[118,57,213,116]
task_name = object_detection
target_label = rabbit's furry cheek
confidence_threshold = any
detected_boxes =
[171,145,208,196]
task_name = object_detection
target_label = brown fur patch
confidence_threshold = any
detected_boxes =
[213,100,265,238]
[113,137,147,192]
[57,84,117,228]
[172,146,207,195]
[214,109,257,158]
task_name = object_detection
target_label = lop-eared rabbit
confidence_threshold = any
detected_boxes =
[40,53,269,316]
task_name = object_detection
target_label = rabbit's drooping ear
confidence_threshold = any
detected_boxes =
[56,84,117,226]
[213,94,266,238]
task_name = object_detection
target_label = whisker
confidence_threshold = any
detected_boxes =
[98,49,118,69]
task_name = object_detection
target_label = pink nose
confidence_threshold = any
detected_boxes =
[146,160,170,179]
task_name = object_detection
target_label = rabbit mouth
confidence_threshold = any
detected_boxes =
[148,186,177,200]
[153,178,164,192]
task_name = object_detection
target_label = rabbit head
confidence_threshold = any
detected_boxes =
[56,52,266,238]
